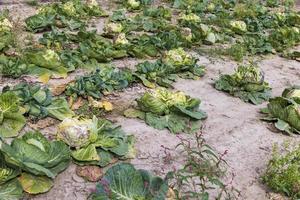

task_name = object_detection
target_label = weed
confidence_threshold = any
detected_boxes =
[25,0,38,6]
[166,132,240,200]
[262,143,300,198]
[75,102,105,119]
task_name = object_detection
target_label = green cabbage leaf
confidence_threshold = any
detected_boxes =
[261,86,300,134]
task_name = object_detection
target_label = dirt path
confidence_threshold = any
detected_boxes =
[1,1,300,200]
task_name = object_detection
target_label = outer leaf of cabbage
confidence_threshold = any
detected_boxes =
[18,173,53,194]
[25,49,68,79]
[172,105,207,120]
[285,104,300,131]
[46,97,74,120]
[267,96,300,132]
[0,31,13,52]
[0,153,20,185]
[0,179,23,200]
[282,87,300,100]
[25,13,56,32]
[144,113,202,134]
[0,92,26,138]
[267,97,290,121]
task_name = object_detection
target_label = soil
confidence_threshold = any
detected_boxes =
[1,1,300,200]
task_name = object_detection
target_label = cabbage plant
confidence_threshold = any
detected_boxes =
[89,163,169,200]
[124,88,207,134]
[57,116,135,167]
[261,86,300,134]
[0,54,28,78]
[215,64,271,104]
[135,48,205,88]
[0,10,13,52]
[3,83,74,120]
[0,131,71,179]
[66,65,134,99]
[25,0,107,32]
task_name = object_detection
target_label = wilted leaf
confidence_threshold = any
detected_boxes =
[102,101,113,111]
[70,97,85,110]
[38,73,51,84]
[124,108,146,119]
[76,166,103,182]
[28,117,57,130]
[50,83,67,96]
[88,97,113,111]
[18,173,53,194]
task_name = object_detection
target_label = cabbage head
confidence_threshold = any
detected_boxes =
[137,88,191,115]
[178,13,201,24]
[57,116,98,148]
[127,0,141,9]
[163,48,194,67]
[105,22,123,34]
[230,20,247,34]
[115,33,129,45]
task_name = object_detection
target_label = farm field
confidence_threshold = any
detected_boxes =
[0,0,300,200]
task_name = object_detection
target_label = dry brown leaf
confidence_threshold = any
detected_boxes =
[267,192,288,200]
[166,188,176,200]
[88,97,113,111]
[71,97,85,110]
[50,83,67,96]
[76,166,103,182]
[28,117,57,130]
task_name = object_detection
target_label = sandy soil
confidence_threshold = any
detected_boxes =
[1,1,300,200]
